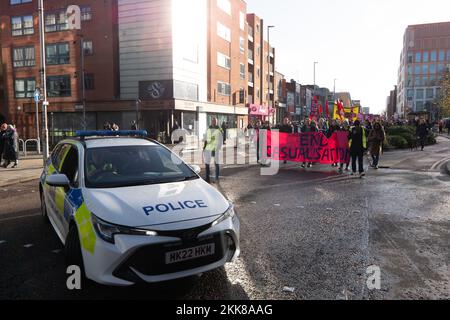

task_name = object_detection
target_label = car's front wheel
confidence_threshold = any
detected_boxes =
[65,224,85,274]
[40,190,49,223]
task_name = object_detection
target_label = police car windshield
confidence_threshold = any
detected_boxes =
[84,145,198,189]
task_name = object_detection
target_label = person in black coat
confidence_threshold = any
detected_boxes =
[348,120,367,177]
[2,125,19,168]
[0,123,7,166]
[416,119,429,151]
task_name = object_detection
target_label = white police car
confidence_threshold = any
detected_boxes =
[40,131,240,286]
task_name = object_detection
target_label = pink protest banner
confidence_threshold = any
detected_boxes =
[264,131,350,164]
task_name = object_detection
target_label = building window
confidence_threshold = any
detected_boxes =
[407,65,412,75]
[415,52,421,63]
[47,75,71,97]
[414,65,421,75]
[430,64,436,74]
[45,10,68,32]
[217,22,231,42]
[83,40,93,55]
[217,0,231,15]
[46,42,70,65]
[426,88,434,99]
[429,75,436,86]
[239,12,245,31]
[414,76,421,86]
[415,89,424,100]
[14,78,35,98]
[257,45,260,56]
[217,52,231,69]
[217,82,231,96]
[11,15,34,36]
[407,52,413,63]
[439,50,445,61]
[423,51,429,63]
[257,67,260,78]
[84,74,94,90]
[422,64,428,74]
[438,63,445,74]
[240,37,245,54]
[423,76,428,86]
[240,63,245,80]
[256,23,260,33]
[13,46,35,68]
[407,89,414,99]
[10,0,32,4]
[447,50,450,61]
[81,6,92,21]
[430,50,437,62]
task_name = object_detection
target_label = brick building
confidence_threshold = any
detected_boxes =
[397,22,450,120]
[0,0,124,140]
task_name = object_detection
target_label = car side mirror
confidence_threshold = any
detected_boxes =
[191,165,201,174]
[46,174,71,188]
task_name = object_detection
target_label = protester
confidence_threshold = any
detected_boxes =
[416,119,429,151]
[2,125,19,168]
[348,120,367,177]
[446,119,450,136]
[277,117,294,164]
[203,117,223,184]
[338,120,351,174]
[131,121,138,131]
[327,120,341,167]
[103,122,112,131]
[301,119,317,168]
[368,122,385,170]
[438,120,443,134]
[221,122,228,145]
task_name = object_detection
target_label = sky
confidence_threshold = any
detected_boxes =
[246,0,450,114]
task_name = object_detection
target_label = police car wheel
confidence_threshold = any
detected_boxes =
[40,191,49,223]
[64,224,85,276]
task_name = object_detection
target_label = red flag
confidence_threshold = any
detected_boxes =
[325,101,330,117]
[319,104,323,115]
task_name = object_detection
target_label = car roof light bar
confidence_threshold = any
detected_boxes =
[75,130,148,139]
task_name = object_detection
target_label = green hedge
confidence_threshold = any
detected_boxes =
[384,126,436,149]
[387,135,408,149]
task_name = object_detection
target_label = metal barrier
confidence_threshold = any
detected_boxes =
[24,139,41,157]
[19,139,25,156]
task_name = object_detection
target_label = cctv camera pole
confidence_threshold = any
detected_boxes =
[38,0,50,163]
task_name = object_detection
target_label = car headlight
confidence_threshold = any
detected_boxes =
[212,203,236,227]
[91,214,158,244]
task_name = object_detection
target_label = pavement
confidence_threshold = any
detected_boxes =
[0,155,44,188]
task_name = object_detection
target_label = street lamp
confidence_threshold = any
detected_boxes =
[313,62,319,93]
[267,25,275,124]
[38,0,49,163]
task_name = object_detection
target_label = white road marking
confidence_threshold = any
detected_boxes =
[52,249,62,254]
[0,213,40,222]
[0,240,6,245]
[23,244,34,248]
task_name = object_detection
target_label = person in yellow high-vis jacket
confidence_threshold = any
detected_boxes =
[348,120,367,178]
[203,118,223,183]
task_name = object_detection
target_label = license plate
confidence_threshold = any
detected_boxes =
[165,243,215,265]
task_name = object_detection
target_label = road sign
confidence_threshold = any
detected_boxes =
[34,90,41,103]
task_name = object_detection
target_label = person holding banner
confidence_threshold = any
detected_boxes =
[348,120,367,177]
[301,119,317,168]
[277,117,294,164]
[338,120,351,174]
